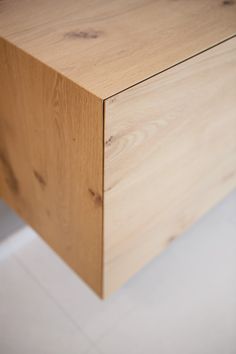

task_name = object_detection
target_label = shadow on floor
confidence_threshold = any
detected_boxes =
[0,199,25,241]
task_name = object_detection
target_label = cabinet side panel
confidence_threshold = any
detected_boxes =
[0,38,103,296]
[104,38,236,296]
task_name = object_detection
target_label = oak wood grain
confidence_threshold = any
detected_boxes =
[0,0,235,98]
[0,38,104,296]
[1,1,236,298]
[104,37,236,296]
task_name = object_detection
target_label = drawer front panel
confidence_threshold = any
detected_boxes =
[104,38,236,296]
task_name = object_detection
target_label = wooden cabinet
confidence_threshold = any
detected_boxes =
[0,0,236,297]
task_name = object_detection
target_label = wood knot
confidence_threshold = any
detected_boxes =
[105,136,114,146]
[88,188,102,207]
[167,235,177,244]
[33,170,46,188]
[222,0,234,5]
[64,30,103,40]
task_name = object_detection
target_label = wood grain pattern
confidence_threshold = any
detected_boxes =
[0,38,104,296]
[0,0,235,98]
[1,1,236,298]
[104,38,236,296]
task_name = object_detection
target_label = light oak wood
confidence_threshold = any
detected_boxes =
[104,38,236,296]
[0,38,104,296]
[0,1,236,298]
[0,0,235,98]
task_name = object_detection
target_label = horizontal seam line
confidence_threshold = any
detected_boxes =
[104,33,236,101]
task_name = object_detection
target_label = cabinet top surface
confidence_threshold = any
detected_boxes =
[0,0,235,98]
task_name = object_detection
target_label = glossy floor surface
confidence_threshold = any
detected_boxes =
[0,191,236,354]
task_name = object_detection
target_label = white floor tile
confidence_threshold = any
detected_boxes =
[207,189,236,225]
[0,257,91,354]
[15,232,138,341]
[85,346,102,354]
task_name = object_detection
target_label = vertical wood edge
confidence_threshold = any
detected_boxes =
[101,99,105,299]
